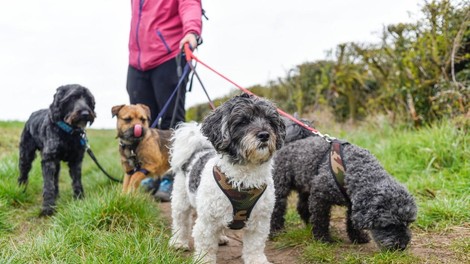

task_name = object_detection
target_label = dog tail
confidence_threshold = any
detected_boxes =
[170,122,213,170]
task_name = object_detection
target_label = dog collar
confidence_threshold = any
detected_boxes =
[119,140,139,150]
[126,168,149,176]
[55,121,88,148]
[213,166,267,230]
[329,139,350,203]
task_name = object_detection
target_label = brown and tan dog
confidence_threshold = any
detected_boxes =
[111,104,173,193]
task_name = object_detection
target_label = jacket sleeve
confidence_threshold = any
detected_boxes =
[178,0,202,37]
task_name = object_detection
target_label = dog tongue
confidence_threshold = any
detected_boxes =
[134,124,143,137]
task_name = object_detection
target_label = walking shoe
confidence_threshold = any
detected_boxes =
[154,177,173,202]
[140,177,155,192]
[140,177,160,195]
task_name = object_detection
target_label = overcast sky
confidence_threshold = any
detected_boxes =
[0,0,422,129]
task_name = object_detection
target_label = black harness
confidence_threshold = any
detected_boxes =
[119,141,149,176]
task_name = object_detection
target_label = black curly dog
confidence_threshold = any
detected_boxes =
[18,84,96,216]
[270,118,417,251]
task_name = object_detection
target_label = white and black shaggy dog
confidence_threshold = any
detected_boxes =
[170,93,286,264]
[18,84,96,216]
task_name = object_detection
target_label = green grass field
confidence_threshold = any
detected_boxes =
[0,119,468,263]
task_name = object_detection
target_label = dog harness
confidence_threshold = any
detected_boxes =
[119,141,149,176]
[213,166,267,230]
[329,139,350,203]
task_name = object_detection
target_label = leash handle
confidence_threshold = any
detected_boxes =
[184,43,193,63]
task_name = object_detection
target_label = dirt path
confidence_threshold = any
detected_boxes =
[159,203,301,264]
[159,202,469,263]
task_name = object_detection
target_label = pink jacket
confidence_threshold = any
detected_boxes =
[128,0,202,71]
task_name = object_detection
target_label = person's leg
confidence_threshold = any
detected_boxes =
[128,65,163,195]
[148,57,188,201]
[126,65,159,120]
[149,57,187,130]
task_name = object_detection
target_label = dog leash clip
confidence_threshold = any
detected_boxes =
[321,134,335,143]
[80,132,90,149]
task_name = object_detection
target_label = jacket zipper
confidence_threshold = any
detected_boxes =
[135,0,145,70]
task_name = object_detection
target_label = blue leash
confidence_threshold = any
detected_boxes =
[151,63,190,129]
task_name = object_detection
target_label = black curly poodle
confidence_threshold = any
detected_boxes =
[270,118,417,251]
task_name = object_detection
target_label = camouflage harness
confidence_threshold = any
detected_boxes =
[213,166,267,230]
[329,139,351,203]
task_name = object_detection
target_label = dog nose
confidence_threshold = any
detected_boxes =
[80,110,90,118]
[390,242,407,251]
[257,131,270,142]
[398,242,408,251]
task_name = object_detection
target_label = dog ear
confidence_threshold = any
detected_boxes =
[111,105,125,117]
[84,86,96,111]
[137,104,152,121]
[350,187,390,229]
[201,103,231,151]
[49,86,67,122]
[351,187,417,229]
[275,114,286,150]
[81,86,96,125]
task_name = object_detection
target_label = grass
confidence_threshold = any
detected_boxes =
[0,118,468,263]
[1,190,187,263]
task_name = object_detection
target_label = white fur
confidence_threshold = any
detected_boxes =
[170,122,275,264]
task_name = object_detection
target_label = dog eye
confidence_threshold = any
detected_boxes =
[239,117,250,125]
[140,118,146,123]
[123,118,132,123]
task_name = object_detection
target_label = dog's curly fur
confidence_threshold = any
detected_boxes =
[170,93,286,264]
[270,118,417,251]
[18,84,96,216]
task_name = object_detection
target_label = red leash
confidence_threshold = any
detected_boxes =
[184,44,335,140]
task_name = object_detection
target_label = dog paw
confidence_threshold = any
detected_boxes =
[243,255,272,264]
[40,208,55,217]
[351,234,370,244]
[268,229,285,239]
[218,235,229,246]
[348,229,370,244]
[18,178,28,186]
[73,192,84,200]
[314,234,335,243]
[169,238,190,251]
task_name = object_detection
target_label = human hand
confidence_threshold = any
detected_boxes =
[179,33,199,50]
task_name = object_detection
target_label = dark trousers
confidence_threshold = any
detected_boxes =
[126,57,187,129]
